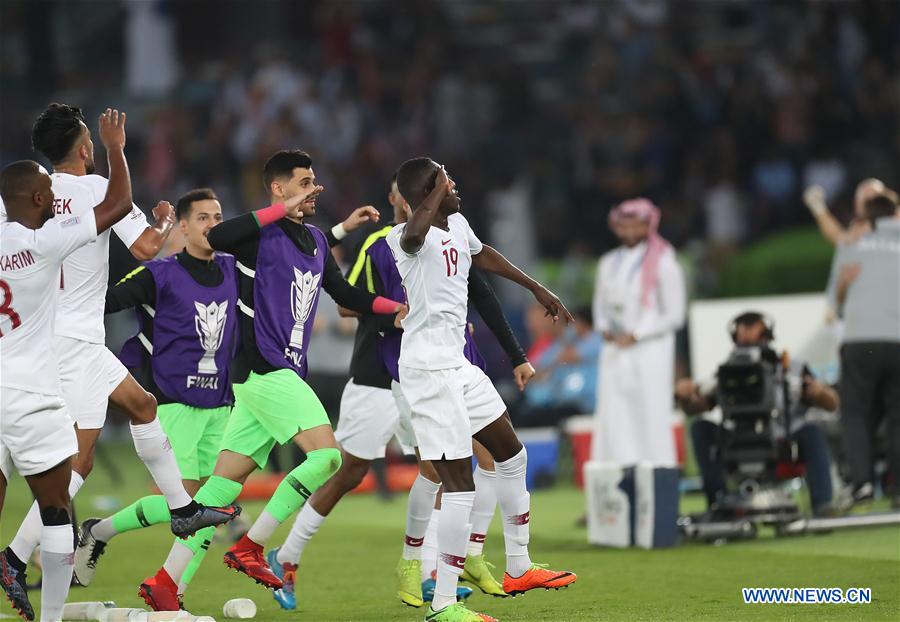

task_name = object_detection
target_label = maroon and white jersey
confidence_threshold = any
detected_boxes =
[50,173,147,344]
[386,212,483,370]
[0,211,97,394]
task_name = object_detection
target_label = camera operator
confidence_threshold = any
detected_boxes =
[675,312,839,517]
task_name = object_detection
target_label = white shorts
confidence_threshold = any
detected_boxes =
[0,388,78,478]
[399,363,506,461]
[54,336,128,429]
[334,380,415,460]
[390,381,418,452]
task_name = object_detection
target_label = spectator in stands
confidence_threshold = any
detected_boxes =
[827,193,900,507]
[524,301,557,363]
[515,308,601,427]
[5,1,898,273]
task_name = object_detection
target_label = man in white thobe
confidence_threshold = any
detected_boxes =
[591,198,685,467]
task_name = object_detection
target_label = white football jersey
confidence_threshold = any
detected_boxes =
[386,212,483,370]
[50,173,148,343]
[0,211,98,394]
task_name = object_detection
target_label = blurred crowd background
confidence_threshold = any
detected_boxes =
[1,0,898,422]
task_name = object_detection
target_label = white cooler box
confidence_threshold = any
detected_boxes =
[584,461,679,548]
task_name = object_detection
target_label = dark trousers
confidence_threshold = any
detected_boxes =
[839,341,900,489]
[690,419,834,512]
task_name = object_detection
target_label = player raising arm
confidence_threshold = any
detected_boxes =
[387,158,576,622]
[1,107,241,618]
[0,109,132,622]
[266,175,535,610]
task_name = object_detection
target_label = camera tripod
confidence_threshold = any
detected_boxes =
[678,484,900,542]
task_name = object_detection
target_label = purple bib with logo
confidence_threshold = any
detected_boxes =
[120,253,237,407]
[253,223,328,378]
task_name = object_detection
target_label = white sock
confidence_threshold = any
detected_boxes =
[494,448,532,578]
[433,491,474,612]
[277,503,325,566]
[421,508,440,581]
[469,467,496,557]
[10,472,84,562]
[40,524,74,622]
[246,510,280,546]
[403,474,440,560]
[162,540,194,587]
[130,419,192,509]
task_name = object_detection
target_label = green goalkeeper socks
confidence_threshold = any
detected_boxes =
[176,475,244,587]
[244,448,341,546]
[265,448,342,522]
[165,476,245,590]
[178,525,215,588]
[194,475,243,507]
[105,475,242,538]
[110,495,171,534]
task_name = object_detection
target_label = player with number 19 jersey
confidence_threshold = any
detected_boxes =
[387,212,509,464]
[388,212,482,371]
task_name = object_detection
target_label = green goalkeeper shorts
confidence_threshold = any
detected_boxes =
[221,369,330,469]
[156,403,231,481]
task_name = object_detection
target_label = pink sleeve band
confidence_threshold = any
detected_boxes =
[372,296,402,314]
[254,203,288,228]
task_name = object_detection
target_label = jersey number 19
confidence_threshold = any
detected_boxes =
[443,248,459,277]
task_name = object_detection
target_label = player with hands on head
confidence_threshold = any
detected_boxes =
[387,157,576,622]
[263,173,535,610]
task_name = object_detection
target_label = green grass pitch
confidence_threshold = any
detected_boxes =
[1,442,897,621]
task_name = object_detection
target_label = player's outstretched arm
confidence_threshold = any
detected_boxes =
[399,167,450,254]
[322,249,404,316]
[207,211,271,252]
[803,185,845,246]
[472,244,574,324]
[341,248,405,330]
[129,201,177,260]
[469,268,534,390]
[92,109,133,234]
[207,185,324,252]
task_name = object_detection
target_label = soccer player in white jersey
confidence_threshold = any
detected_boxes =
[267,177,531,610]
[0,109,134,622]
[0,106,239,618]
[386,158,577,622]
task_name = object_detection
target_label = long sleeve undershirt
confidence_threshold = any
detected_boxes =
[468,269,528,368]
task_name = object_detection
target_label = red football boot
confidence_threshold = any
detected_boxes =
[223,535,283,589]
[138,567,181,612]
